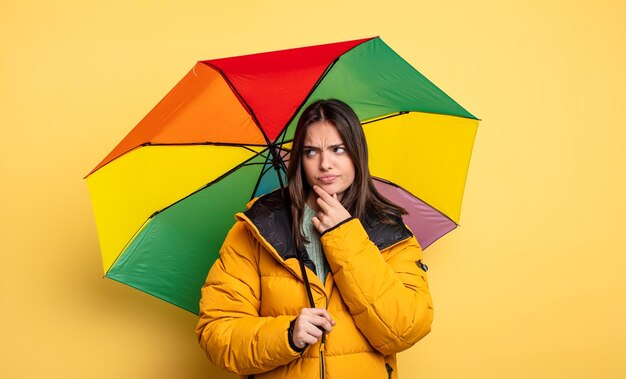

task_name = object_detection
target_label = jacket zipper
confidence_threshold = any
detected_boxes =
[258,209,328,379]
[320,340,325,379]
[385,363,393,379]
[319,293,329,379]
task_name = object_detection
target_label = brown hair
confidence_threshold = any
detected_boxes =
[287,99,406,252]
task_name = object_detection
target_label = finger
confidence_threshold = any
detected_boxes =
[294,317,324,343]
[314,211,327,226]
[304,336,319,346]
[316,195,333,214]
[313,185,337,204]
[311,217,324,232]
[303,308,335,324]
[331,193,344,208]
[308,309,335,325]
[312,184,329,197]
[295,330,319,347]
[299,307,316,315]
[315,186,348,216]
[301,333,320,346]
[300,312,335,333]
[303,323,324,339]
[308,315,333,333]
[319,319,333,333]
[307,307,331,317]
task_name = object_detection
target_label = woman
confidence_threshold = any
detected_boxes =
[196,99,433,379]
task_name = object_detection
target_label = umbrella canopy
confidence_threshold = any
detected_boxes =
[86,36,479,314]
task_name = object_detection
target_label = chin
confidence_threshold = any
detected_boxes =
[322,184,347,196]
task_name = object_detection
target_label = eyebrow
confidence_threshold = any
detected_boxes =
[303,144,345,149]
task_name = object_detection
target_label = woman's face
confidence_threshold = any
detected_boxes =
[301,121,355,203]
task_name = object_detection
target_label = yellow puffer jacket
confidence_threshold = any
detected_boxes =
[196,191,433,379]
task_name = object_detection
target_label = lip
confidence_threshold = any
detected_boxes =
[318,175,338,184]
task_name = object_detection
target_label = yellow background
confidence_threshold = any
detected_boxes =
[2,0,625,377]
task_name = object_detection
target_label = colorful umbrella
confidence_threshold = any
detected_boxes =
[86,36,479,314]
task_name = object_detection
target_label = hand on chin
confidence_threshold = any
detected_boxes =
[310,185,351,234]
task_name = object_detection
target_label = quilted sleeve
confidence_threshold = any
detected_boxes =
[195,221,301,375]
[321,218,434,355]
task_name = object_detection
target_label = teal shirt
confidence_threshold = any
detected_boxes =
[302,204,331,284]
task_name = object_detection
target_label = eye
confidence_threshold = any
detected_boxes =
[303,148,316,157]
[334,146,346,154]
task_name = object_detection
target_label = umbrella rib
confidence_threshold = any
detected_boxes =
[236,40,370,199]
[273,144,291,189]
[361,111,409,125]
[268,120,291,183]
[104,216,152,279]
[272,38,370,142]
[86,143,266,178]
[250,165,265,200]
[364,110,481,123]
[275,59,339,143]
[148,150,267,218]
[249,149,289,200]
[279,149,290,173]
[104,153,267,282]
[250,160,269,200]
[141,142,265,152]
[201,62,271,146]
[259,161,273,176]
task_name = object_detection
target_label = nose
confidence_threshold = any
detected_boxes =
[319,151,332,171]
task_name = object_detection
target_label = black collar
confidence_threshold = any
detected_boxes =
[244,190,413,268]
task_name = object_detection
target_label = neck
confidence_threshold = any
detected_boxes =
[305,192,318,212]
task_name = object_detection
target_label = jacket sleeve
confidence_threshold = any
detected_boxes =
[321,218,434,356]
[195,221,301,375]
